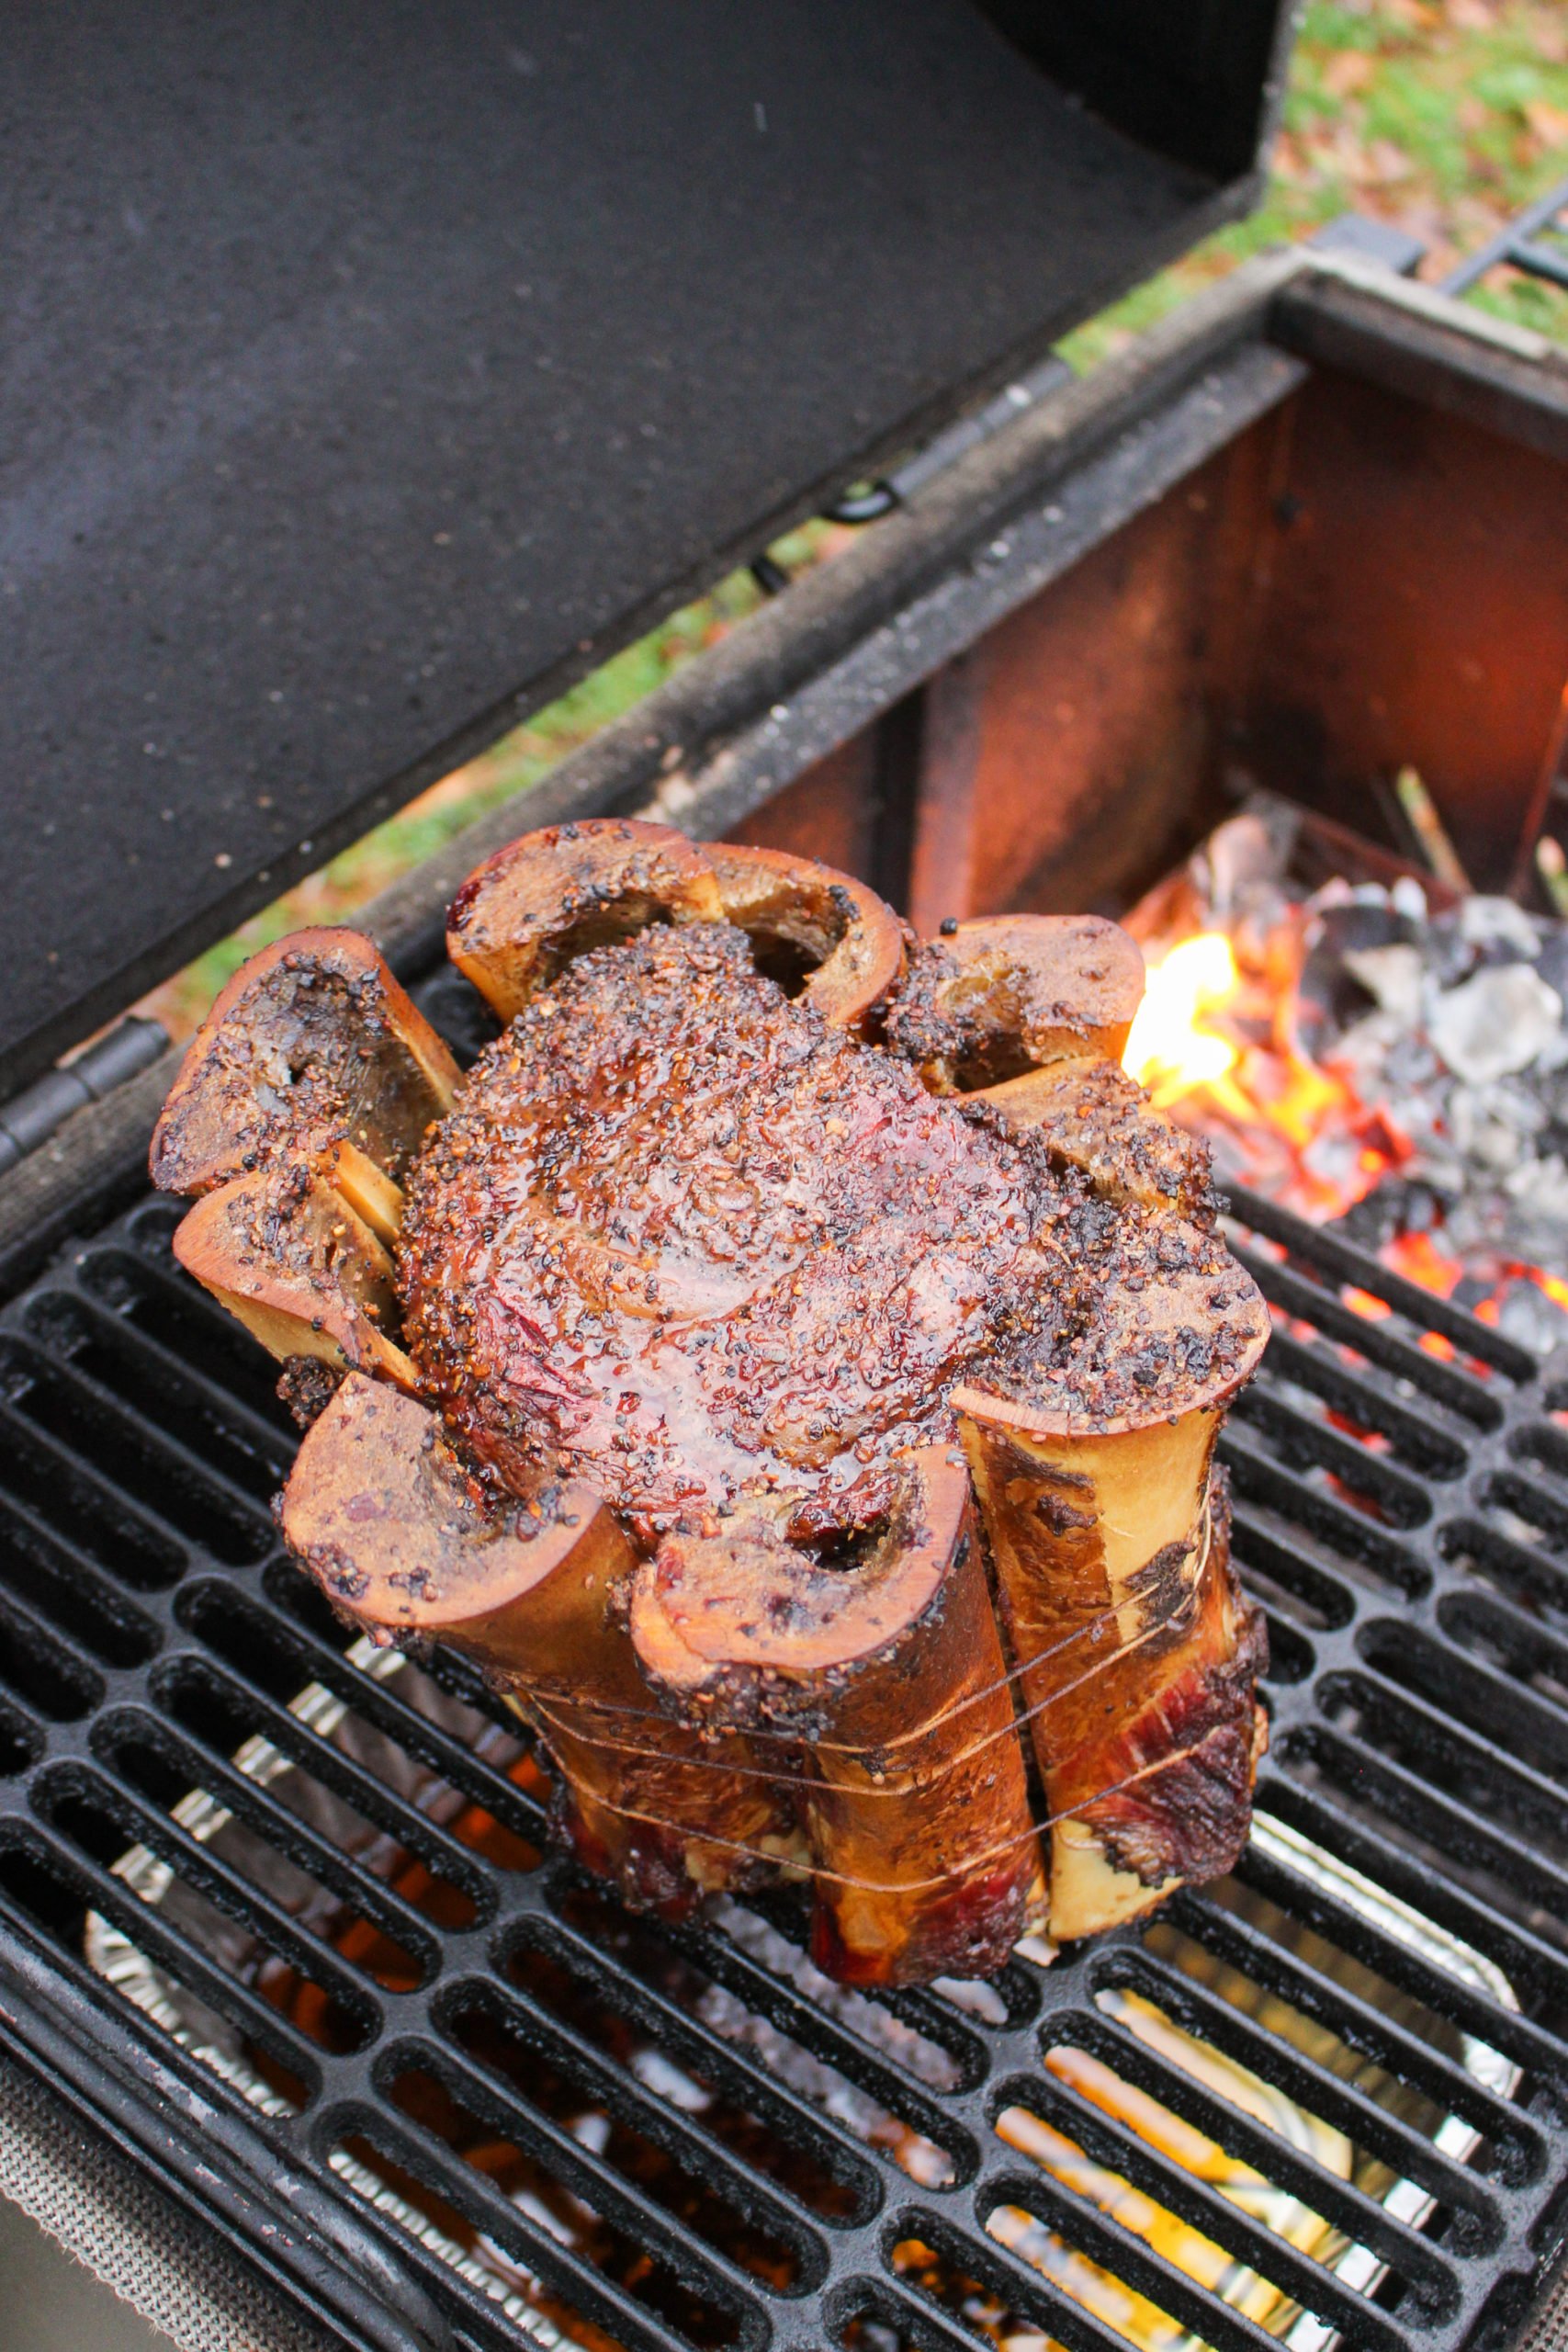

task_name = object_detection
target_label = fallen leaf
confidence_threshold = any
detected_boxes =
[1323,51,1376,96]
[1524,98,1568,145]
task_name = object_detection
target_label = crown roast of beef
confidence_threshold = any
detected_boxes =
[150,818,1270,1984]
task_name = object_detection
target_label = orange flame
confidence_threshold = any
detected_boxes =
[1123,910,1562,1336]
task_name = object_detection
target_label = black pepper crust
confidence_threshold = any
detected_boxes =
[395,919,1266,1532]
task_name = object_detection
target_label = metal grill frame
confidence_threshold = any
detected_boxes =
[2,252,1568,2352]
[0,1178,1566,2352]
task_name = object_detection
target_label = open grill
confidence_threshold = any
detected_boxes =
[0,976,1564,2352]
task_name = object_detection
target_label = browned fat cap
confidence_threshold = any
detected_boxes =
[954,1210,1269,1939]
[281,1374,794,1912]
[446,818,724,1021]
[886,914,1145,1092]
[981,1057,1215,1225]
[173,1161,420,1391]
[278,1371,628,1674]
[150,928,458,1198]
[633,1449,1043,1984]
[705,843,906,1034]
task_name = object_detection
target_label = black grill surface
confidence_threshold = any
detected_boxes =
[0,1150,1565,2352]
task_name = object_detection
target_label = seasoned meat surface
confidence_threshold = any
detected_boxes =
[397,922,1076,1535]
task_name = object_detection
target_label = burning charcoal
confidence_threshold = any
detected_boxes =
[1340,943,1425,1028]
[1293,901,1416,1057]
[632,1447,1043,1984]
[1425,911,1482,991]
[1458,895,1541,960]
[1449,1080,1548,1174]
[1502,1153,1568,1267]
[1495,1278,1568,1358]
[1532,928,1568,1008]
[280,1374,791,1912]
[1337,1176,1448,1251]
[1430,966,1562,1086]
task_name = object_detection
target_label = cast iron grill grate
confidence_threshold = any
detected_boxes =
[0,1138,1565,2349]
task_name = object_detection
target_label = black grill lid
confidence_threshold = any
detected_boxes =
[2,0,1289,1100]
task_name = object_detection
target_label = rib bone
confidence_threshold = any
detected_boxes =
[954,1212,1269,1939]
[446,818,724,1021]
[981,1058,1215,1223]
[150,928,458,1197]
[279,1374,791,1912]
[706,844,906,1033]
[886,914,1145,1091]
[173,1160,419,1389]
[631,1447,1043,1984]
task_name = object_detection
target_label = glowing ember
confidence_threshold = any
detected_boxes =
[1123,933,1240,1106]
[1122,812,1568,1351]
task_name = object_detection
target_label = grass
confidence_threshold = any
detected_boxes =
[135,0,1568,1042]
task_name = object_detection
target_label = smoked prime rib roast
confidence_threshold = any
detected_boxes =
[149,820,1270,1984]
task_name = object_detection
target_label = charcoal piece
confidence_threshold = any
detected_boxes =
[1431,966,1561,1085]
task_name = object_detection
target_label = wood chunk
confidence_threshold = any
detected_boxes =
[446,818,723,1021]
[706,843,906,1034]
[982,1057,1215,1223]
[954,1211,1269,1939]
[280,1374,791,1913]
[173,1159,418,1388]
[886,914,1145,1091]
[632,1447,1043,1984]
[150,928,458,1197]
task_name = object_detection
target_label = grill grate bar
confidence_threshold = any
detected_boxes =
[491,1917,898,2203]
[1226,1238,1504,1429]
[1257,1776,1568,2012]
[1283,1707,1568,1922]
[412,2013,834,2301]
[1353,1643,1568,1800]
[93,1705,455,1977]
[1166,1895,1540,2162]
[1223,1195,1537,1381]
[990,2055,1464,2324]
[159,1657,503,1910]
[0,1172,1564,2348]
[1,1837,327,2091]
[1230,1385,1437,1525]
[36,1758,389,2026]
[1041,1980,1489,2267]
[968,2172,1321,2352]
[330,2098,732,2352]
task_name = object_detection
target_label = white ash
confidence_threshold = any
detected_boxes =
[1295,875,1568,1295]
[1427,965,1562,1086]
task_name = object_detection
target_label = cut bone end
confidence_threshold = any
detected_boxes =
[632,1448,968,1725]
[1047,1824,1179,1941]
[279,1371,624,1661]
[886,914,1145,1091]
[446,818,724,1020]
[150,928,458,1197]
[955,1210,1269,1445]
[172,1161,418,1390]
[706,844,906,1033]
[981,1057,1215,1224]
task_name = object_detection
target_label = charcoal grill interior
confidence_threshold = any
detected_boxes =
[3,258,1568,2352]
